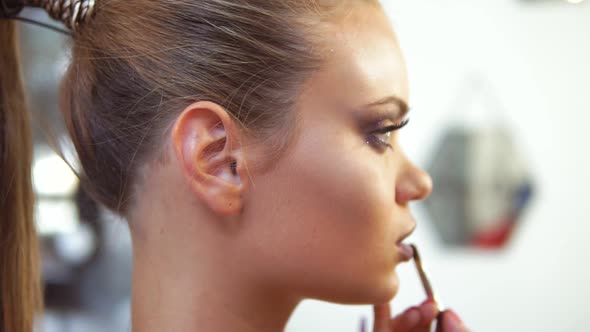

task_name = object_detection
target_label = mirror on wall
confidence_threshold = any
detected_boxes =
[423,75,535,249]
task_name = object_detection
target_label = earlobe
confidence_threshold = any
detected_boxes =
[170,101,247,217]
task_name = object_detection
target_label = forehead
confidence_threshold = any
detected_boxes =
[302,5,409,114]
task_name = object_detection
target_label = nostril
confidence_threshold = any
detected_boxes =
[230,160,237,175]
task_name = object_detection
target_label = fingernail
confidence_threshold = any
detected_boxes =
[424,301,438,316]
[422,297,435,305]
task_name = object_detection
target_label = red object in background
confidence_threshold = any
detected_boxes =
[470,217,515,249]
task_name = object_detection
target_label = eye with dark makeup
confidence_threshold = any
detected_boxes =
[367,118,410,150]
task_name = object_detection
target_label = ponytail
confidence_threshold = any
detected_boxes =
[0,20,43,332]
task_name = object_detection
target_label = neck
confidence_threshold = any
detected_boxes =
[130,232,302,332]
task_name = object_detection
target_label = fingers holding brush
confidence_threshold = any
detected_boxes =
[408,245,470,331]
[435,309,470,332]
[370,298,438,332]
[389,298,438,332]
[368,244,470,332]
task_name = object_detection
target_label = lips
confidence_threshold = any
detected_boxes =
[397,242,415,261]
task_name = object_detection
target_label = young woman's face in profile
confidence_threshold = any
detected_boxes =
[240,5,432,304]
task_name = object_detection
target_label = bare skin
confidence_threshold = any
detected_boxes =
[128,4,468,332]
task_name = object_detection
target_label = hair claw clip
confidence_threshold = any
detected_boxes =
[1,0,24,19]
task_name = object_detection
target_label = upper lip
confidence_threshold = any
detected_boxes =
[396,219,417,244]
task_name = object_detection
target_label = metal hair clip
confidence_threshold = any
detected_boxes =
[25,0,96,31]
[1,0,95,34]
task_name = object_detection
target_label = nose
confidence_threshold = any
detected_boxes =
[395,158,433,205]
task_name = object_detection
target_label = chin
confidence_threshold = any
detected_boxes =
[371,271,400,303]
[321,270,400,305]
[362,265,401,304]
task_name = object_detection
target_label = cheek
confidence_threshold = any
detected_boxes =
[248,133,398,301]
[288,134,389,236]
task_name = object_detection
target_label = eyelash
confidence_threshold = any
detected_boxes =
[367,118,410,150]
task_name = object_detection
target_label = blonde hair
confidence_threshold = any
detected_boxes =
[0,20,43,332]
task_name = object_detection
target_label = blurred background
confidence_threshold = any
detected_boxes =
[15,0,589,331]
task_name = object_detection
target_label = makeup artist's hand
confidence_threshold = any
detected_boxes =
[434,310,470,332]
[369,299,469,332]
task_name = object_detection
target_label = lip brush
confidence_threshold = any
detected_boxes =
[410,244,445,330]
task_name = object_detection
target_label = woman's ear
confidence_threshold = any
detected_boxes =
[171,101,248,217]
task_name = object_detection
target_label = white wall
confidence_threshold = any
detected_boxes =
[286,1,590,331]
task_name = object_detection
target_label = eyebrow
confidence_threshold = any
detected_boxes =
[363,95,410,121]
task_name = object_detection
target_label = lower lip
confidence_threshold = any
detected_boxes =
[397,243,414,262]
